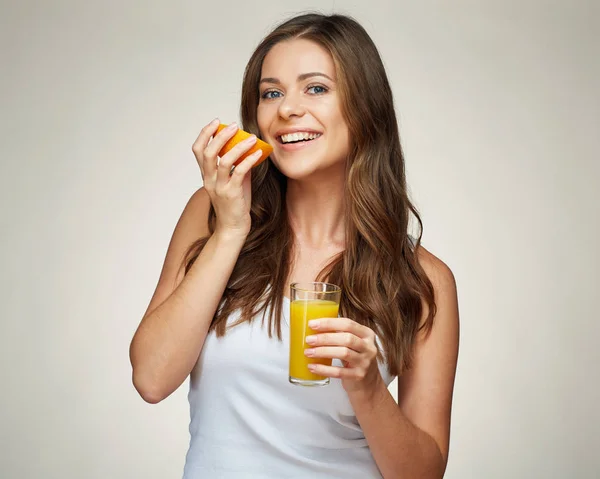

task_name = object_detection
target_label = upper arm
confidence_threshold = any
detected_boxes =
[141,187,212,320]
[397,246,460,465]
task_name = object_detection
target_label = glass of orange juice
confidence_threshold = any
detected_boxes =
[289,282,342,386]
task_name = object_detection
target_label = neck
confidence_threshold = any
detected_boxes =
[285,169,346,250]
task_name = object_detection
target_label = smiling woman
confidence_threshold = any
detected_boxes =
[129,12,459,479]
[256,39,349,180]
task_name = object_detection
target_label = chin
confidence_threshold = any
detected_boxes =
[272,161,318,180]
[276,158,345,182]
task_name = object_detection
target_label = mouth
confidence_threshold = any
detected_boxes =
[276,132,322,145]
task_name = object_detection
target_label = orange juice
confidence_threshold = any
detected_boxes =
[289,299,339,382]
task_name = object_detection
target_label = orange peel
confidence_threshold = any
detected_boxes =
[215,123,273,168]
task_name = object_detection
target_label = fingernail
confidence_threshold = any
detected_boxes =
[211,118,219,125]
[307,364,316,371]
[304,348,314,357]
[227,122,238,130]
[308,320,319,329]
[305,335,316,344]
[245,135,257,143]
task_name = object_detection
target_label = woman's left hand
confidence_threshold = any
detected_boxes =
[304,317,382,394]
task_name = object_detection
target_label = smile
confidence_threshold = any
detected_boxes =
[275,132,322,151]
[278,132,322,144]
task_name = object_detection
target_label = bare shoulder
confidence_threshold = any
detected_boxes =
[413,244,458,333]
[165,186,212,264]
[141,187,212,318]
[183,187,212,232]
[396,243,459,465]
[415,245,457,299]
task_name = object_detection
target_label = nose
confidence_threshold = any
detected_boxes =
[277,90,306,120]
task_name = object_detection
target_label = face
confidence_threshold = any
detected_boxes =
[257,38,350,180]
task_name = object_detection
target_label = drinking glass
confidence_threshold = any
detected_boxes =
[289,282,342,386]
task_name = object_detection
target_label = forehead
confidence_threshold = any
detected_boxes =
[261,38,336,80]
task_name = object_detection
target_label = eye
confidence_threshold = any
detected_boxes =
[307,84,328,95]
[261,90,282,100]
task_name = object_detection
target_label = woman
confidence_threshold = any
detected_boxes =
[130,12,459,479]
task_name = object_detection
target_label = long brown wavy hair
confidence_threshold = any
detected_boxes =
[184,13,435,376]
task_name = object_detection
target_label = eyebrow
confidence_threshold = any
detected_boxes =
[259,72,334,85]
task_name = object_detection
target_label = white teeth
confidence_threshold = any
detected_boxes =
[280,132,321,143]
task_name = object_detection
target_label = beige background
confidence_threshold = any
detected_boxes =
[1,0,598,477]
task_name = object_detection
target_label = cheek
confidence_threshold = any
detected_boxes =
[256,105,266,126]
[327,106,349,143]
[257,104,275,131]
[333,123,350,151]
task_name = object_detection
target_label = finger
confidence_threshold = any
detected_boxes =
[308,317,375,340]
[204,122,239,160]
[201,123,239,181]
[216,135,257,185]
[192,118,220,175]
[307,363,352,379]
[305,346,361,364]
[305,332,365,352]
[228,149,263,186]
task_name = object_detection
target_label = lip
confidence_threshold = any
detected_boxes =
[274,127,323,138]
[272,127,323,152]
[276,134,322,152]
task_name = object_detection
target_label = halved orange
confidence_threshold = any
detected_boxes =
[215,123,273,168]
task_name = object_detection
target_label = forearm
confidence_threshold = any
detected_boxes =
[130,229,246,402]
[349,378,446,479]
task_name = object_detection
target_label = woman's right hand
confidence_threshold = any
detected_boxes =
[192,119,263,238]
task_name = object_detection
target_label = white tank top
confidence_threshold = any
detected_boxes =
[182,295,395,478]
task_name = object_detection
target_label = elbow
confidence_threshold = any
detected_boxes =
[130,341,168,404]
[138,388,164,405]
[432,443,448,479]
[131,368,167,404]
[418,432,448,479]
